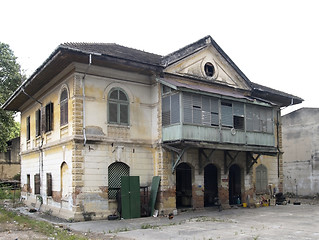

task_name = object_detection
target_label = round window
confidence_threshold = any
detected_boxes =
[204,62,215,77]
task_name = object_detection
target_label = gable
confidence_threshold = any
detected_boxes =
[164,46,251,91]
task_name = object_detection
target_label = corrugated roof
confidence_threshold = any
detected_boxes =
[60,43,162,66]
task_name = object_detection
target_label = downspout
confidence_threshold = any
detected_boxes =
[276,109,281,178]
[21,88,43,198]
[82,54,92,146]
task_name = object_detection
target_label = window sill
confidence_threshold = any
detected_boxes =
[107,123,130,129]
[60,124,68,130]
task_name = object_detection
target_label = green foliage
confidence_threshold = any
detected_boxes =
[0,42,24,152]
[0,187,20,200]
[0,207,88,239]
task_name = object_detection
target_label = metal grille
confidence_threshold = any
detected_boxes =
[108,162,129,199]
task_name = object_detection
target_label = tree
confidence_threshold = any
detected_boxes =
[0,42,24,152]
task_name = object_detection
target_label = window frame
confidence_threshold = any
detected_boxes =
[26,116,31,141]
[43,102,54,133]
[60,89,68,126]
[108,88,129,126]
[35,109,41,137]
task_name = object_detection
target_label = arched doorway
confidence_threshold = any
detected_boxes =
[108,162,130,200]
[256,164,268,193]
[204,164,218,207]
[61,162,70,199]
[229,164,241,205]
[176,163,192,208]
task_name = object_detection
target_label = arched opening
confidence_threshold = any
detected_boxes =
[108,162,130,200]
[61,162,70,199]
[256,164,268,193]
[229,164,241,205]
[176,162,192,208]
[204,164,218,207]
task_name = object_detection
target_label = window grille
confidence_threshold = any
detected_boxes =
[108,162,130,199]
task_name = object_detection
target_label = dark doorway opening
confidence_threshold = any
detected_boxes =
[176,163,192,208]
[229,164,241,205]
[204,164,218,207]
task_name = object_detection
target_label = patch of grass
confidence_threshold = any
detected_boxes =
[0,188,20,200]
[0,207,87,240]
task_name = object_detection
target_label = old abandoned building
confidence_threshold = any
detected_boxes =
[282,108,319,196]
[0,137,20,180]
[2,36,302,220]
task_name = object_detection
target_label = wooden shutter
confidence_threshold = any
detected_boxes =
[41,106,46,133]
[162,96,170,126]
[183,93,192,124]
[171,94,180,124]
[34,174,40,194]
[221,102,233,127]
[47,173,52,196]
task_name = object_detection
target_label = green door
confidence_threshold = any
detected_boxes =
[121,176,140,219]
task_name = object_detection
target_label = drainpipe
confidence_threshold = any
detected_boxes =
[82,54,92,146]
[21,88,44,197]
[276,109,281,178]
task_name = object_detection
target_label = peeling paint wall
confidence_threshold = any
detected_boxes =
[282,108,319,196]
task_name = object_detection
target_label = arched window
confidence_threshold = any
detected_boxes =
[256,164,268,193]
[60,89,68,126]
[108,162,129,199]
[108,88,129,125]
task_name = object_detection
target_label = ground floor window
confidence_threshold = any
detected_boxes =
[34,174,40,195]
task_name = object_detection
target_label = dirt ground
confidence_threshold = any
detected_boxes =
[1,196,319,240]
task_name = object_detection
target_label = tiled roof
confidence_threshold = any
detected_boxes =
[60,43,162,66]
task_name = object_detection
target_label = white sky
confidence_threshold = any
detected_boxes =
[2,0,318,115]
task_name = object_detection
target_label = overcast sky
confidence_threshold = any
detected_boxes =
[2,0,318,115]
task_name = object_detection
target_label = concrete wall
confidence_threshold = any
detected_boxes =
[282,108,319,196]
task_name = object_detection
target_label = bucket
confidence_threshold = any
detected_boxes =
[243,203,247,208]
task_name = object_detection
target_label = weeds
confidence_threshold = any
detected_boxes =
[0,207,87,240]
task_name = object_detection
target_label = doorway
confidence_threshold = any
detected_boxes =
[204,164,218,207]
[229,164,241,205]
[176,163,192,208]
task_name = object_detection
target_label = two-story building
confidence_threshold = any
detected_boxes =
[2,36,302,220]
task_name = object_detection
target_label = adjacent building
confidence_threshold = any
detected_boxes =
[0,137,20,180]
[282,108,319,196]
[2,36,302,220]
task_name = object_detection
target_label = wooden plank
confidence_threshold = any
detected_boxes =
[149,176,161,216]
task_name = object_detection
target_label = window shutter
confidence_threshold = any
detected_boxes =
[162,96,170,126]
[221,102,233,127]
[47,173,52,196]
[41,107,46,133]
[202,97,210,126]
[192,95,202,124]
[233,102,244,116]
[183,93,192,124]
[171,94,180,124]
[34,174,40,195]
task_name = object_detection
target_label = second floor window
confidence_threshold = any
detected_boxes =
[35,109,41,137]
[44,102,54,132]
[26,116,30,141]
[108,88,129,125]
[60,89,68,126]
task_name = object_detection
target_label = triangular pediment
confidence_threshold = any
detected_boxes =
[164,43,251,91]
